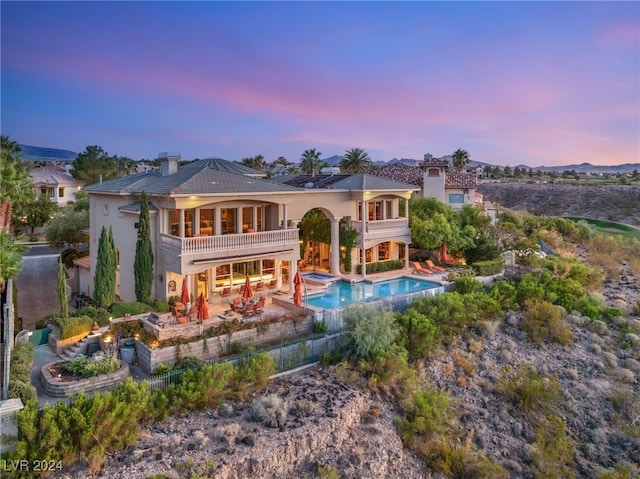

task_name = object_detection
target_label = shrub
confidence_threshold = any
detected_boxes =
[454,276,483,295]
[488,280,519,311]
[109,301,150,318]
[145,298,170,313]
[397,387,450,447]
[520,300,573,345]
[471,259,503,276]
[229,352,277,401]
[597,464,639,479]
[313,319,327,334]
[249,393,289,428]
[396,308,442,360]
[531,416,575,479]
[344,304,398,360]
[57,315,93,340]
[421,438,509,479]
[72,306,111,325]
[173,356,204,370]
[8,380,37,404]
[64,356,120,378]
[497,363,563,414]
[356,259,403,274]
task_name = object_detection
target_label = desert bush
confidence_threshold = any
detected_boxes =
[596,464,638,479]
[520,300,573,345]
[454,276,483,295]
[8,380,37,404]
[530,416,575,479]
[57,315,93,339]
[420,438,509,479]
[229,352,277,401]
[471,259,503,276]
[343,305,398,360]
[497,363,563,415]
[396,308,442,360]
[163,362,234,414]
[633,300,640,317]
[249,393,289,428]
[318,465,342,479]
[488,280,519,311]
[516,274,547,305]
[452,351,476,377]
[397,387,450,447]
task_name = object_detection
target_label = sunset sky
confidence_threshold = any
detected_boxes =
[2,1,638,167]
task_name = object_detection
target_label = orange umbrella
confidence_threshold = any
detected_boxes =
[242,275,253,302]
[197,293,209,321]
[181,277,190,304]
[293,270,303,306]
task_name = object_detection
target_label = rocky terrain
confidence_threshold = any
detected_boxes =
[54,258,640,479]
[478,182,640,226]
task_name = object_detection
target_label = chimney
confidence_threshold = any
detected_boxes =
[158,152,181,176]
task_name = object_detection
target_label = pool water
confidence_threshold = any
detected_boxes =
[303,272,337,281]
[306,277,440,309]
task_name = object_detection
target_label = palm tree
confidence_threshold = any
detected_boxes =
[0,136,34,232]
[300,149,322,175]
[0,230,27,292]
[452,148,470,173]
[340,148,373,174]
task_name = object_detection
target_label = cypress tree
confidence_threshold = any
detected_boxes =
[134,191,154,303]
[57,256,68,318]
[94,225,116,308]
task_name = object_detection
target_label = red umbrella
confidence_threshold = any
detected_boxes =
[242,275,253,302]
[181,277,190,304]
[196,293,209,321]
[293,270,303,306]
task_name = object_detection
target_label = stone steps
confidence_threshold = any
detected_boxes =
[58,336,89,360]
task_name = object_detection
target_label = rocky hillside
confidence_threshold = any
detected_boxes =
[478,182,640,226]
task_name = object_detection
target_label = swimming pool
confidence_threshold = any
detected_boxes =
[305,277,440,309]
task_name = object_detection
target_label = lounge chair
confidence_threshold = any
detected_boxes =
[425,259,446,272]
[412,261,433,275]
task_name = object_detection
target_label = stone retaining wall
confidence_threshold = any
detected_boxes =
[137,316,313,373]
[39,361,130,398]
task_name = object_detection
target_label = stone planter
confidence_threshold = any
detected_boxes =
[39,360,130,398]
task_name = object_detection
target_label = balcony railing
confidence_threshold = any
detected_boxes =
[349,218,408,234]
[160,229,300,256]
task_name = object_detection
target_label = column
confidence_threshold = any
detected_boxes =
[330,217,341,275]
[194,207,200,235]
[290,261,297,293]
[282,204,288,229]
[405,243,410,270]
[179,209,185,237]
[214,208,221,236]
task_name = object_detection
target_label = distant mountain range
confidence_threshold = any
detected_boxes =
[16,143,639,174]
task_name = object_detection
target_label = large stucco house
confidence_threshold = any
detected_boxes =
[81,154,418,304]
[372,157,479,209]
[30,165,85,206]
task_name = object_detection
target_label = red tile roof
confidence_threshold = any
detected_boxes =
[445,173,478,188]
[372,163,478,189]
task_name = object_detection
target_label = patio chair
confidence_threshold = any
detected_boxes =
[412,262,433,275]
[425,259,446,272]
[267,279,278,296]
[255,281,266,294]
[254,297,265,316]
[243,303,255,317]
[220,287,231,304]
[229,301,243,314]
[170,306,185,324]
[187,308,198,322]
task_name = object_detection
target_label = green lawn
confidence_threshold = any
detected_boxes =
[565,216,640,240]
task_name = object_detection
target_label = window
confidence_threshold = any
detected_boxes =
[448,194,464,204]
[168,209,179,236]
[215,264,231,287]
[58,187,65,197]
[378,242,390,260]
[221,208,236,234]
[428,168,439,177]
[262,259,275,279]
[103,204,109,215]
[200,209,214,235]
[242,207,253,232]
[184,209,194,237]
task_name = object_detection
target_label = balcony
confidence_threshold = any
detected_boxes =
[349,218,409,234]
[159,228,300,258]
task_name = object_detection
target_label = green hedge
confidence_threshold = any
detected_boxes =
[8,342,37,403]
[471,259,503,276]
[109,301,151,318]
[356,259,404,274]
[57,315,93,340]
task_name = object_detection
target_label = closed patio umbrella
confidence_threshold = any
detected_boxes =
[293,271,303,306]
[196,293,209,321]
[242,275,253,302]
[181,277,190,304]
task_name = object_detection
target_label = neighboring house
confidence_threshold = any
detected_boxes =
[82,154,417,303]
[371,157,479,210]
[30,166,85,205]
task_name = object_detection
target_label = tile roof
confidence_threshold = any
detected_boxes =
[183,157,266,176]
[273,174,418,191]
[445,173,478,188]
[84,167,299,196]
[30,170,84,187]
[370,163,423,187]
[420,158,450,167]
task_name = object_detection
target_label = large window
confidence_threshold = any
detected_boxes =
[448,194,464,204]
[221,208,237,234]
[242,207,254,232]
[378,242,390,260]
[184,209,194,237]
[215,264,230,287]
[169,209,179,236]
[200,209,214,235]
